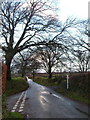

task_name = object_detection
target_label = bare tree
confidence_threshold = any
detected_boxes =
[36,42,65,78]
[11,49,41,77]
[27,57,41,80]
[71,50,90,72]
[0,0,56,80]
[0,0,80,81]
[69,20,90,52]
[61,19,90,72]
[11,51,31,77]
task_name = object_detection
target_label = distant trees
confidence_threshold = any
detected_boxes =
[36,42,65,78]
[12,51,31,77]
[11,50,41,78]
[28,56,41,80]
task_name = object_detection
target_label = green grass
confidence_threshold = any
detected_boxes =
[3,112,25,119]
[5,77,29,96]
[33,77,60,86]
[56,88,89,105]
[2,77,29,119]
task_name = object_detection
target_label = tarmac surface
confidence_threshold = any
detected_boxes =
[7,78,89,118]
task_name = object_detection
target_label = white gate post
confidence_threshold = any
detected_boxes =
[66,74,69,89]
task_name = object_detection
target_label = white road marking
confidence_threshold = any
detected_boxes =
[11,92,25,112]
[20,106,24,109]
[18,90,27,112]
[20,104,24,107]
[14,104,18,107]
[11,110,16,112]
[11,86,28,113]
[52,94,63,100]
[15,102,18,106]
[18,109,23,112]
[12,106,17,110]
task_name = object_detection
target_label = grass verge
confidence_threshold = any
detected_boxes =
[3,112,25,119]
[2,77,29,119]
[33,77,59,86]
[56,88,89,105]
[6,77,29,96]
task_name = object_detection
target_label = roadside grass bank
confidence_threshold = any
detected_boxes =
[6,77,29,96]
[33,76,61,87]
[33,73,89,105]
[56,87,89,105]
[2,77,29,119]
[2,111,25,119]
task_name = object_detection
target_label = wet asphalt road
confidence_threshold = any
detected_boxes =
[7,78,89,118]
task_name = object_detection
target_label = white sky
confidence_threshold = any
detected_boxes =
[0,0,89,20]
[57,0,89,21]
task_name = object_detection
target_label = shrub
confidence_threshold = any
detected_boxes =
[51,75,66,84]
[69,72,89,94]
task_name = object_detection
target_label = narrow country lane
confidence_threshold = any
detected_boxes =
[7,77,89,118]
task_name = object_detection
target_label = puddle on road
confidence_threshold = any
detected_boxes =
[40,95,49,105]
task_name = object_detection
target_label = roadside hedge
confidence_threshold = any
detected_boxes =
[69,72,89,95]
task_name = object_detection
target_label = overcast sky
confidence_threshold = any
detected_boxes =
[57,0,89,21]
[0,0,89,20]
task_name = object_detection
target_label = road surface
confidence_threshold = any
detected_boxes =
[7,77,89,118]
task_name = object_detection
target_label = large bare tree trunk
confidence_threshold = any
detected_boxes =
[48,66,52,79]
[5,52,14,81]
[21,67,26,77]
[48,72,52,79]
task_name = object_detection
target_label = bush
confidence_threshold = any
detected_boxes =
[56,72,89,104]
[60,80,67,89]
[69,72,89,94]
[50,75,66,84]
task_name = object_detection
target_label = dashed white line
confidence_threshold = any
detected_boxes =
[11,92,25,112]
[18,109,23,112]
[19,104,24,108]
[11,89,28,113]
[11,110,16,112]
[18,90,27,112]
[12,106,17,109]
